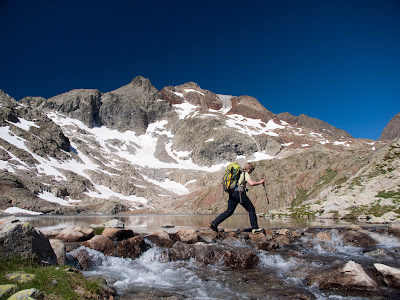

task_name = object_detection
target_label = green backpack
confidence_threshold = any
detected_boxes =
[222,162,242,193]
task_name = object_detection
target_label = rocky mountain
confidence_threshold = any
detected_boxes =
[379,112,400,141]
[0,76,398,222]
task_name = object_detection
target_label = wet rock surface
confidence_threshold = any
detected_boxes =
[66,225,400,299]
[3,217,400,299]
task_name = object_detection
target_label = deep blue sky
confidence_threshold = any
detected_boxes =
[1,0,399,140]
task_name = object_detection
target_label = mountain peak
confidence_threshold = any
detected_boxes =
[379,112,400,141]
[111,75,158,95]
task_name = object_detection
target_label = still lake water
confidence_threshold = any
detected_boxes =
[9,213,365,233]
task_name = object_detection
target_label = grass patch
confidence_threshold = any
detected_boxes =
[347,202,400,218]
[291,189,309,207]
[0,257,106,299]
[93,227,105,235]
[288,205,315,218]
[376,189,400,199]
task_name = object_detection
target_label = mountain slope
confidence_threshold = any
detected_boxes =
[0,77,397,221]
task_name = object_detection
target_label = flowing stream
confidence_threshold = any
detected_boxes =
[8,214,400,299]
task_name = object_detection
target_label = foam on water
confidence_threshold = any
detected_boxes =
[78,247,247,299]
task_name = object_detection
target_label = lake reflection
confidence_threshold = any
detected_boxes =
[6,213,360,233]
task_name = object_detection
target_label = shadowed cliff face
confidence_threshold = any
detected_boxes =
[379,112,400,141]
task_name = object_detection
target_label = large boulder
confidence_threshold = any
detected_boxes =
[101,228,135,241]
[0,218,57,265]
[374,263,400,289]
[308,260,378,291]
[116,236,148,259]
[49,239,66,265]
[146,230,175,248]
[340,230,378,248]
[82,235,117,256]
[55,227,94,242]
[165,241,259,268]
[175,228,198,244]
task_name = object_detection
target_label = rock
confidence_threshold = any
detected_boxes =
[250,232,274,251]
[198,230,218,243]
[374,263,400,289]
[102,228,135,241]
[4,272,35,284]
[0,219,57,265]
[276,228,290,235]
[67,247,91,270]
[0,284,17,298]
[175,228,198,244]
[315,231,333,242]
[165,241,258,268]
[341,230,378,247]
[82,235,117,256]
[90,219,124,229]
[55,227,94,242]
[366,216,390,224]
[388,224,400,238]
[364,248,388,258]
[116,236,147,259]
[8,288,45,300]
[345,225,362,231]
[221,248,259,268]
[308,260,378,290]
[273,234,290,246]
[49,239,66,265]
[146,230,175,248]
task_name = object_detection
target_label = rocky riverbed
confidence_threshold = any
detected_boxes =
[1,217,400,299]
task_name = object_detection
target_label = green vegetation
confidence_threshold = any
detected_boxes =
[376,189,400,200]
[347,200,400,218]
[0,257,106,299]
[349,176,363,188]
[288,204,316,218]
[291,189,309,207]
[334,176,348,187]
[93,227,105,235]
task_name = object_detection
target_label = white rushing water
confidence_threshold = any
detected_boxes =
[77,247,248,299]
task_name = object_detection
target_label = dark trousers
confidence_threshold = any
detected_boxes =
[211,191,259,229]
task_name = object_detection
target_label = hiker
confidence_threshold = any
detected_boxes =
[209,162,265,234]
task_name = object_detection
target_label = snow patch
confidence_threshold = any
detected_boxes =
[2,207,43,215]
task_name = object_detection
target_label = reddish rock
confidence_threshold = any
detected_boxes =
[176,228,198,244]
[198,230,218,243]
[146,230,174,248]
[117,236,147,259]
[102,228,135,241]
[222,248,259,268]
[82,235,117,256]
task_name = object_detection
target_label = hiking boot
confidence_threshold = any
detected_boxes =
[252,228,264,235]
[209,223,218,233]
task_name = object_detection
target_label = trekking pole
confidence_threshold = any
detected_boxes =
[262,178,272,219]
[262,178,275,230]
